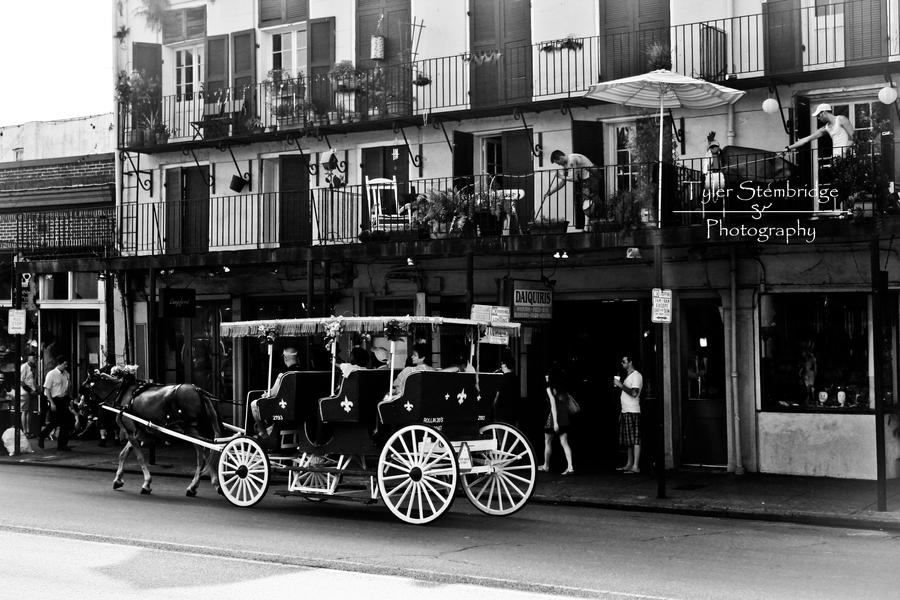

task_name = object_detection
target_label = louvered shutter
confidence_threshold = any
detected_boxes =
[847,0,885,64]
[162,6,206,44]
[259,0,308,27]
[185,7,207,40]
[162,11,183,45]
[285,0,309,23]
[206,35,229,98]
[165,168,184,254]
[308,17,335,113]
[232,30,256,92]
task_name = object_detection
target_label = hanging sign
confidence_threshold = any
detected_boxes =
[651,288,673,323]
[8,309,26,334]
[512,281,553,320]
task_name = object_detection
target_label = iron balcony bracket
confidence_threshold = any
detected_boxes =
[392,121,423,169]
[666,109,686,155]
[285,131,320,176]
[767,81,793,139]
[512,107,543,160]
[121,151,153,194]
[884,72,900,122]
[432,117,454,154]
[183,147,215,193]
[218,141,252,192]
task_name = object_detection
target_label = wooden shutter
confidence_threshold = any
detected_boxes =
[132,42,162,127]
[184,167,210,253]
[763,0,802,75]
[470,0,499,108]
[846,0,886,64]
[280,155,311,246]
[260,0,308,27]
[501,130,534,223]
[163,6,206,44]
[452,131,475,190]
[206,35,229,98]
[308,17,335,113]
[285,0,309,23]
[572,121,604,229]
[794,96,812,189]
[165,168,184,255]
[231,29,256,92]
[501,0,532,104]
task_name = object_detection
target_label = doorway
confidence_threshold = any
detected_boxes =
[680,299,727,466]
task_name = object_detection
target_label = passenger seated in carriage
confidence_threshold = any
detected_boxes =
[338,347,370,380]
[250,347,302,438]
[385,343,434,401]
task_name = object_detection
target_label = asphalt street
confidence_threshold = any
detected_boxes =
[2,465,899,599]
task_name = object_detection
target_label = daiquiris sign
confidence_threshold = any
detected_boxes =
[512,281,552,320]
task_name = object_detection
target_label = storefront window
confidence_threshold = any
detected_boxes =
[73,273,99,300]
[760,293,870,411]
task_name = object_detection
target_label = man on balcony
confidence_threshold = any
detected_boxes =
[544,150,599,226]
[785,103,855,158]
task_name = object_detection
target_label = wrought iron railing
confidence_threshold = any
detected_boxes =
[117,1,895,150]
[117,145,889,255]
[1,207,116,257]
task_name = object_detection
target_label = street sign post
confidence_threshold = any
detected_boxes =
[651,288,672,323]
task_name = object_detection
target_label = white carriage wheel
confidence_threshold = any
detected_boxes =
[218,436,270,508]
[377,425,458,525]
[461,423,536,516]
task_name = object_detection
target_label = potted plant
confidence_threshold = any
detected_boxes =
[422,189,469,238]
[471,190,506,236]
[329,60,359,92]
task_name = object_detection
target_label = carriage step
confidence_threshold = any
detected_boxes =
[274,490,378,504]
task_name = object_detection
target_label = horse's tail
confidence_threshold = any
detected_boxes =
[194,386,223,441]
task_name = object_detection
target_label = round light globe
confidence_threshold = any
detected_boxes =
[878,85,898,105]
[762,98,780,114]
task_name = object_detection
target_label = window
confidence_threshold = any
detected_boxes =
[13,148,23,161]
[269,28,307,78]
[760,293,871,412]
[483,137,502,177]
[175,45,204,102]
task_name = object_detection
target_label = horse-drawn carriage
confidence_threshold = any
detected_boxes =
[81,316,536,525]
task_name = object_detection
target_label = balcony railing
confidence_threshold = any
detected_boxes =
[118,2,894,150]
[118,145,889,255]
[0,207,116,257]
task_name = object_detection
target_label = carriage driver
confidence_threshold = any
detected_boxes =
[250,347,302,438]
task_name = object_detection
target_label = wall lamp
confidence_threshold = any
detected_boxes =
[880,73,900,120]
[762,83,792,140]
[552,250,568,259]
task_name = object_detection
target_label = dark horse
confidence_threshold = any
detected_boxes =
[79,371,222,496]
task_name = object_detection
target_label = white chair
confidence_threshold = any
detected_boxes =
[365,176,411,231]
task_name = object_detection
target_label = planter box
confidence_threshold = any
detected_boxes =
[529,220,569,234]
[386,100,412,116]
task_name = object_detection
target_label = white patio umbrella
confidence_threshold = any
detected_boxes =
[584,69,745,227]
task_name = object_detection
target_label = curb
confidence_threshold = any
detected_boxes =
[6,457,900,532]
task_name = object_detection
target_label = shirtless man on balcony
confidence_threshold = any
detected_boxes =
[543,150,600,223]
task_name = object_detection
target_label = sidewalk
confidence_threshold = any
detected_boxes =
[5,438,900,531]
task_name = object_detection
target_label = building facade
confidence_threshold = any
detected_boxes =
[0,114,117,431]
[23,0,900,479]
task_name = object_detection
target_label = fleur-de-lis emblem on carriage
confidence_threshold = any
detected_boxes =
[457,389,467,405]
[341,396,353,413]
[278,399,287,410]
[404,400,413,412]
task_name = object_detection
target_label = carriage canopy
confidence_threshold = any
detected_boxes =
[220,316,521,338]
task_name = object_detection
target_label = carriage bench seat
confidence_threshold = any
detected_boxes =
[319,369,391,424]
[377,372,503,433]
[255,371,333,430]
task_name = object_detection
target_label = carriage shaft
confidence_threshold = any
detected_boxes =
[101,405,224,451]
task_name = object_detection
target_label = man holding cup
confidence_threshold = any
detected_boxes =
[614,355,643,473]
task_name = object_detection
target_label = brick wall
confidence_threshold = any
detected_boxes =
[0,154,115,192]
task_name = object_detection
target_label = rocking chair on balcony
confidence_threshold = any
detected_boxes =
[366,176,412,233]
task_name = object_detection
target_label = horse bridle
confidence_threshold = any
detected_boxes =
[81,375,121,412]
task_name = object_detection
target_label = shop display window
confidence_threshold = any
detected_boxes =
[760,293,871,411]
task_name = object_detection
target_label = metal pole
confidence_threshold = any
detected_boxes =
[148,268,156,381]
[654,237,666,498]
[12,258,23,457]
[871,236,886,510]
[306,259,314,370]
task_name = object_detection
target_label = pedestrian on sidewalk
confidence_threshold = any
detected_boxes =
[614,355,643,474]
[538,366,575,475]
[39,356,74,451]
[20,352,38,437]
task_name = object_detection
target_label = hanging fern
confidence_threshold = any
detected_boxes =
[137,0,170,31]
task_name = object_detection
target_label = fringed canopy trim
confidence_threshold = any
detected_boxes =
[220,316,520,338]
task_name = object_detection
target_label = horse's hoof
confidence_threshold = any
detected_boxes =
[186,488,197,497]
[113,480,124,490]
[140,487,152,495]
[216,487,224,496]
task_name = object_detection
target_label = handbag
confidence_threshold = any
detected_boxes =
[566,393,581,415]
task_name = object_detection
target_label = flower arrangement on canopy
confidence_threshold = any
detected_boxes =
[323,316,344,351]
[257,325,277,345]
[383,319,408,342]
